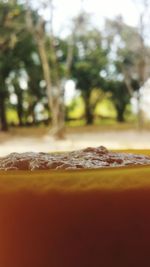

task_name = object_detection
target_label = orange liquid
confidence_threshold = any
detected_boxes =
[0,166,150,267]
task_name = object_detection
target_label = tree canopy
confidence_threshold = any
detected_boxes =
[0,1,149,133]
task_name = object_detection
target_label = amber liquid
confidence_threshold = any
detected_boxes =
[0,168,150,267]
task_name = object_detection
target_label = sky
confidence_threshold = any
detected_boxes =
[41,0,141,36]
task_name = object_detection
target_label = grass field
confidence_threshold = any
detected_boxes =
[7,96,137,126]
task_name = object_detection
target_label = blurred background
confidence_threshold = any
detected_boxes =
[0,0,150,155]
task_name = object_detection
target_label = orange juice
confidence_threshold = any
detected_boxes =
[0,158,150,266]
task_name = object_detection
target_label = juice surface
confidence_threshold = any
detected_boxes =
[0,150,150,267]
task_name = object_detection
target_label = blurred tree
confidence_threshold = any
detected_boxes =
[11,74,24,126]
[12,27,42,126]
[0,0,25,130]
[104,13,150,127]
[25,0,66,138]
[105,80,130,122]
[71,13,108,124]
[0,0,43,130]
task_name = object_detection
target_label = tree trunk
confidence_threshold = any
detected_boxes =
[0,94,8,131]
[116,106,125,122]
[37,38,53,110]
[25,3,65,139]
[50,85,65,139]
[16,92,24,126]
[27,101,37,125]
[84,96,94,125]
[136,91,143,130]
[37,32,65,139]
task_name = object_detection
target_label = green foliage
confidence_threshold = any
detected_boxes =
[70,27,108,124]
[72,29,107,93]
[0,1,46,129]
[0,3,146,131]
